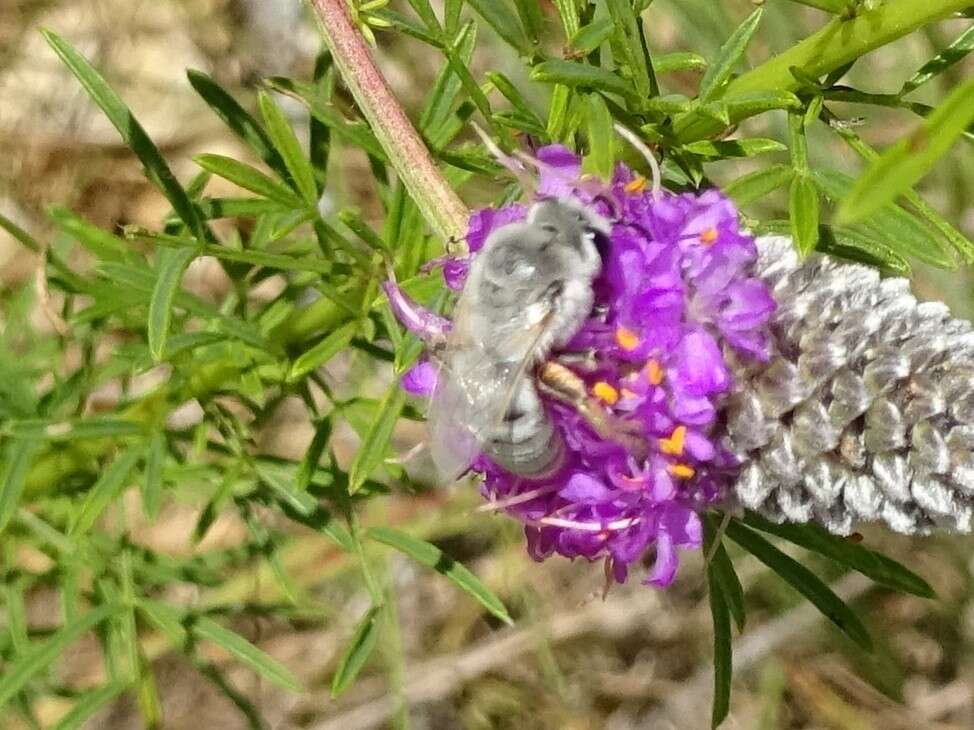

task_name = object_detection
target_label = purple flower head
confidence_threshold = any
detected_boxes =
[384,147,777,587]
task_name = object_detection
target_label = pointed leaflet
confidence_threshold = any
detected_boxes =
[839,77,974,224]
[708,568,732,729]
[258,91,319,207]
[70,448,141,536]
[704,515,746,632]
[190,616,302,691]
[193,154,306,208]
[902,24,974,93]
[789,175,820,255]
[331,605,382,697]
[148,247,196,362]
[42,31,209,243]
[699,8,764,101]
[51,683,127,730]
[0,440,39,534]
[348,384,406,494]
[369,527,513,625]
[464,0,531,55]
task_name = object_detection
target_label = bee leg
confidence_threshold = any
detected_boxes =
[537,362,648,460]
[551,348,599,372]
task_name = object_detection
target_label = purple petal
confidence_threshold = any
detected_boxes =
[381,280,451,342]
[559,472,614,503]
[401,359,438,397]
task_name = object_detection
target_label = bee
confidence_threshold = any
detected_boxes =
[428,197,646,482]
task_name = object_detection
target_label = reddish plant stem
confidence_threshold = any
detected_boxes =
[309,0,470,243]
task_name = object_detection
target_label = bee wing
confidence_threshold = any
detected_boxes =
[427,291,551,483]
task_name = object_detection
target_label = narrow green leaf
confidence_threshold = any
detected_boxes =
[725,521,872,650]
[684,138,786,158]
[704,515,746,632]
[289,321,359,382]
[902,24,974,93]
[43,31,208,242]
[254,461,318,516]
[70,448,141,537]
[296,419,333,493]
[532,60,634,100]
[3,583,28,654]
[4,416,142,442]
[421,22,477,136]
[258,91,319,206]
[485,71,544,130]
[464,0,531,54]
[0,440,38,535]
[148,247,195,362]
[186,70,288,180]
[743,513,934,598]
[655,52,708,74]
[0,605,113,711]
[604,0,655,98]
[142,433,165,520]
[348,385,406,494]
[569,17,614,55]
[584,94,615,179]
[708,569,732,729]
[51,683,127,730]
[137,599,188,651]
[789,175,820,255]
[546,84,571,142]
[0,211,41,253]
[814,168,954,267]
[48,206,133,262]
[551,0,580,37]
[405,0,442,32]
[194,154,306,208]
[512,0,544,44]
[724,164,794,206]
[784,0,851,11]
[331,606,382,697]
[191,616,302,691]
[699,8,764,101]
[369,526,513,625]
[839,77,974,224]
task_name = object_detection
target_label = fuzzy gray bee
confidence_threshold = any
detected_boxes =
[428,197,613,481]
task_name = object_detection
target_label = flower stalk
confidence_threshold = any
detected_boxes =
[308,0,470,242]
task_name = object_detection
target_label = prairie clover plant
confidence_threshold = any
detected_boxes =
[2,0,974,727]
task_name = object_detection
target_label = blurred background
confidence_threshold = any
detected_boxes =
[2,1,974,728]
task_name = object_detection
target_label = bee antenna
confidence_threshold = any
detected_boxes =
[471,122,537,198]
[613,123,662,198]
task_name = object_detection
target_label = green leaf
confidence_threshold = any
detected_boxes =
[786,0,852,11]
[512,0,544,44]
[289,321,359,382]
[902,24,974,93]
[485,71,544,131]
[70,448,141,536]
[814,168,954,268]
[464,0,531,54]
[684,138,786,158]
[404,0,442,32]
[51,683,127,730]
[546,84,572,142]
[699,8,764,101]
[137,598,188,651]
[421,22,477,137]
[569,17,615,55]
[348,385,406,494]
[789,174,820,255]
[839,77,974,224]
[704,515,746,632]
[531,60,634,100]
[48,206,133,262]
[708,568,732,729]
[43,31,209,242]
[296,419,333,493]
[0,440,38,535]
[190,616,302,691]
[254,461,318,517]
[604,0,655,98]
[0,211,41,253]
[743,513,934,598]
[723,164,794,206]
[331,605,382,697]
[148,247,195,362]
[0,605,113,712]
[193,154,306,208]
[142,433,165,520]
[725,521,872,650]
[584,94,615,179]
[655,52,707,74]
[186,70,289,181]
[258,91,319,206]
[369,526,513,625]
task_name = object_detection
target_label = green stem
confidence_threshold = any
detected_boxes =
[676,0,974,141]
[309,0,470,242]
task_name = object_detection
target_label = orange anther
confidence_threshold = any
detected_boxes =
[659,426,687,456]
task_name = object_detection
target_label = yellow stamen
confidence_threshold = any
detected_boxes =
[624,175,647,194]
[592,381,619,405]
[699,227,719,245]
[659,425,687,456]
[645,359,664,385]
[669,463,695,479]
[615,326,640,351]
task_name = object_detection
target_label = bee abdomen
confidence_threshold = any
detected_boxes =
[484,382,564,478]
